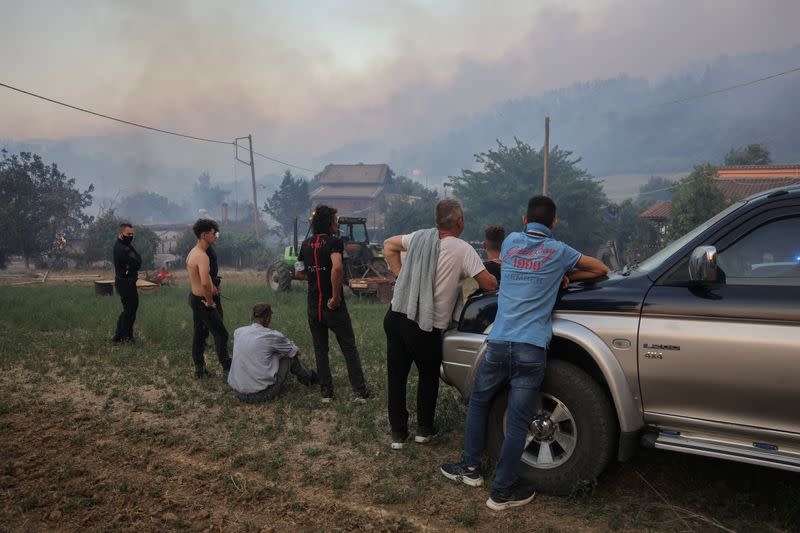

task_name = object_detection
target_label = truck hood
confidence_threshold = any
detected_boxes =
[553,271,652,314]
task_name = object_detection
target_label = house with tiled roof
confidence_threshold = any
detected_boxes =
[638,164,800,222]
[639,199,672,242]
[714,164,800,201]
[309,163,392,217]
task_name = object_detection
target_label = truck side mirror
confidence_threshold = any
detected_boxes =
[689,245,720,283]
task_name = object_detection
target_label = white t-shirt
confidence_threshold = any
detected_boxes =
[396,232,486,330]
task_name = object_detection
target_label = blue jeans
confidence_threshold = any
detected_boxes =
[463,340,547,492]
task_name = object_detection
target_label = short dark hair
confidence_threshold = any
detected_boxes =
[251,303,273,321]
[119,222,133,230]
[526,196,556,226]
[193,218,219,238]
[435,199,463,231]
[311,205,337,235]
[484,225,505,251]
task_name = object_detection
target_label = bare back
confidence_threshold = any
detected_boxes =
[186,245,211,298]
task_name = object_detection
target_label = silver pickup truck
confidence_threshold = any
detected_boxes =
[442,185,800,494]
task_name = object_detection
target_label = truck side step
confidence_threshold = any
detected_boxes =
[642,431,800,473]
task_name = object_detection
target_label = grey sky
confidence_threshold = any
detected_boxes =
[1,0,798,181]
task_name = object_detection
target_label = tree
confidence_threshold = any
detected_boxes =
[724,144,772,166]
[609,199,660,263]
[173,225,270,269]
[263,170,310,237]
[450,138,608,252]
[82,210,160,269]
[0,149,93,268]
[667,164,728,240]
[637,176,676,204]
[382,176,440,235]
[117,191,185,223]
[190,172,229,217]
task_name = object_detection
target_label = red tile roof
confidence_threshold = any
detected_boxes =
[639,200,672,220]
[715,177,800,201]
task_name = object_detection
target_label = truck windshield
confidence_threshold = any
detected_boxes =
[636,200,745,274]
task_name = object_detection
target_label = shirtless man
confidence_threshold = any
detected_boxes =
[186,218,231,378]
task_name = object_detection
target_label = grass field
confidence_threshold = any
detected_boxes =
[1,278,799,532]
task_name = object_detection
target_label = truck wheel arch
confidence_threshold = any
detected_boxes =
[550,318,644,434]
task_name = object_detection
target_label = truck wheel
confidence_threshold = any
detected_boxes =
[266,260,292,292]
[486,359,617,495]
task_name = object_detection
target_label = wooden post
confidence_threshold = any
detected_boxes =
[543,117,550,196]
[247,134,259,239]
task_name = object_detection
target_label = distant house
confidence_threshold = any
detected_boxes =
[714,164,800,202]
[639,164,800,222]
[639,199,672,240]
[309,163,392,217]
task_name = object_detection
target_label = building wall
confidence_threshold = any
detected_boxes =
[311,197,380,216]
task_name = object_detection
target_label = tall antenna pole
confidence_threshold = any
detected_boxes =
[543,116,550,196]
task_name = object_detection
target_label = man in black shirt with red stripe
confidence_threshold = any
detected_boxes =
[296,205,371,403]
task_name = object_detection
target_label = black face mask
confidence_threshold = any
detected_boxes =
[121,235,134,245]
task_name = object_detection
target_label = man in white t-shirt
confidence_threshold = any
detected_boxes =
[383,199,498,449]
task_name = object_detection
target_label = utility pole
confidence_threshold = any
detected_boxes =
[235,135,260,239]
[543,116,550,196]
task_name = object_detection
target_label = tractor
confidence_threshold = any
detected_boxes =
[266,216,394,302]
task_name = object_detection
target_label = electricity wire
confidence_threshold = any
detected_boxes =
[0,81,320,173]
[650,65,800,108]
[0,82,232,145]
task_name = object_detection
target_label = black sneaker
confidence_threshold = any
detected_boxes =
[486,482,536,511]
[353,388,372,404]
[194,368,213,379]
[391,431,409,450]
[320,386,334,404]
[440,460,483,487]
[414,426,439,443]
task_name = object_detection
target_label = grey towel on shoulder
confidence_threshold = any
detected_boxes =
[392,228,440,332]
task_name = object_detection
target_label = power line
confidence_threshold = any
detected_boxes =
[0,82,232,145]
[235,142,319,174]
[650,65,800,108]
[0,81,319,173]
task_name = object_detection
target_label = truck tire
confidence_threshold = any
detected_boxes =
[486,359,617,495]
[266,260,292,292]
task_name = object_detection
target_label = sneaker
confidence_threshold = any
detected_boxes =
[390,432,409,450]
[414,426,439,443]
[486,483,536,511]
[194,368,213,379]
[352,388,373,404]
[440,461,483,487]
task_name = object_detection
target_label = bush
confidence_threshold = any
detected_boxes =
[173,226,271,269]
[82,211,159,269]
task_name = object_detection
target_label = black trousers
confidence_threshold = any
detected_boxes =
[113,277,139,341]
[307,300,367,396]
[384,309,443,436]
[188,294,231,371]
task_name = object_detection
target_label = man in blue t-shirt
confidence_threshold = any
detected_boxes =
[440,195,608,511]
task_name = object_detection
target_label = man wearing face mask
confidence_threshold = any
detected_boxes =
[112,222,142,343]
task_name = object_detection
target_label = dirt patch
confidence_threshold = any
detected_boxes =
[0,372,618,533]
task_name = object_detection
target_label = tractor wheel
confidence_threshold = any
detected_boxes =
[266,260,293,292]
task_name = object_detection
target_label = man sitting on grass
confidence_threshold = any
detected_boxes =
[228,303,318,403]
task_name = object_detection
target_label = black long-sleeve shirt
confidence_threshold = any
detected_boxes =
[207,245,221,287]
[113,240,142,279]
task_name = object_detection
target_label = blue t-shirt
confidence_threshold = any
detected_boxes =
[488,222,581,348]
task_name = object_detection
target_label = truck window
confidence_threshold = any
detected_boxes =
[717,216,800,286]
